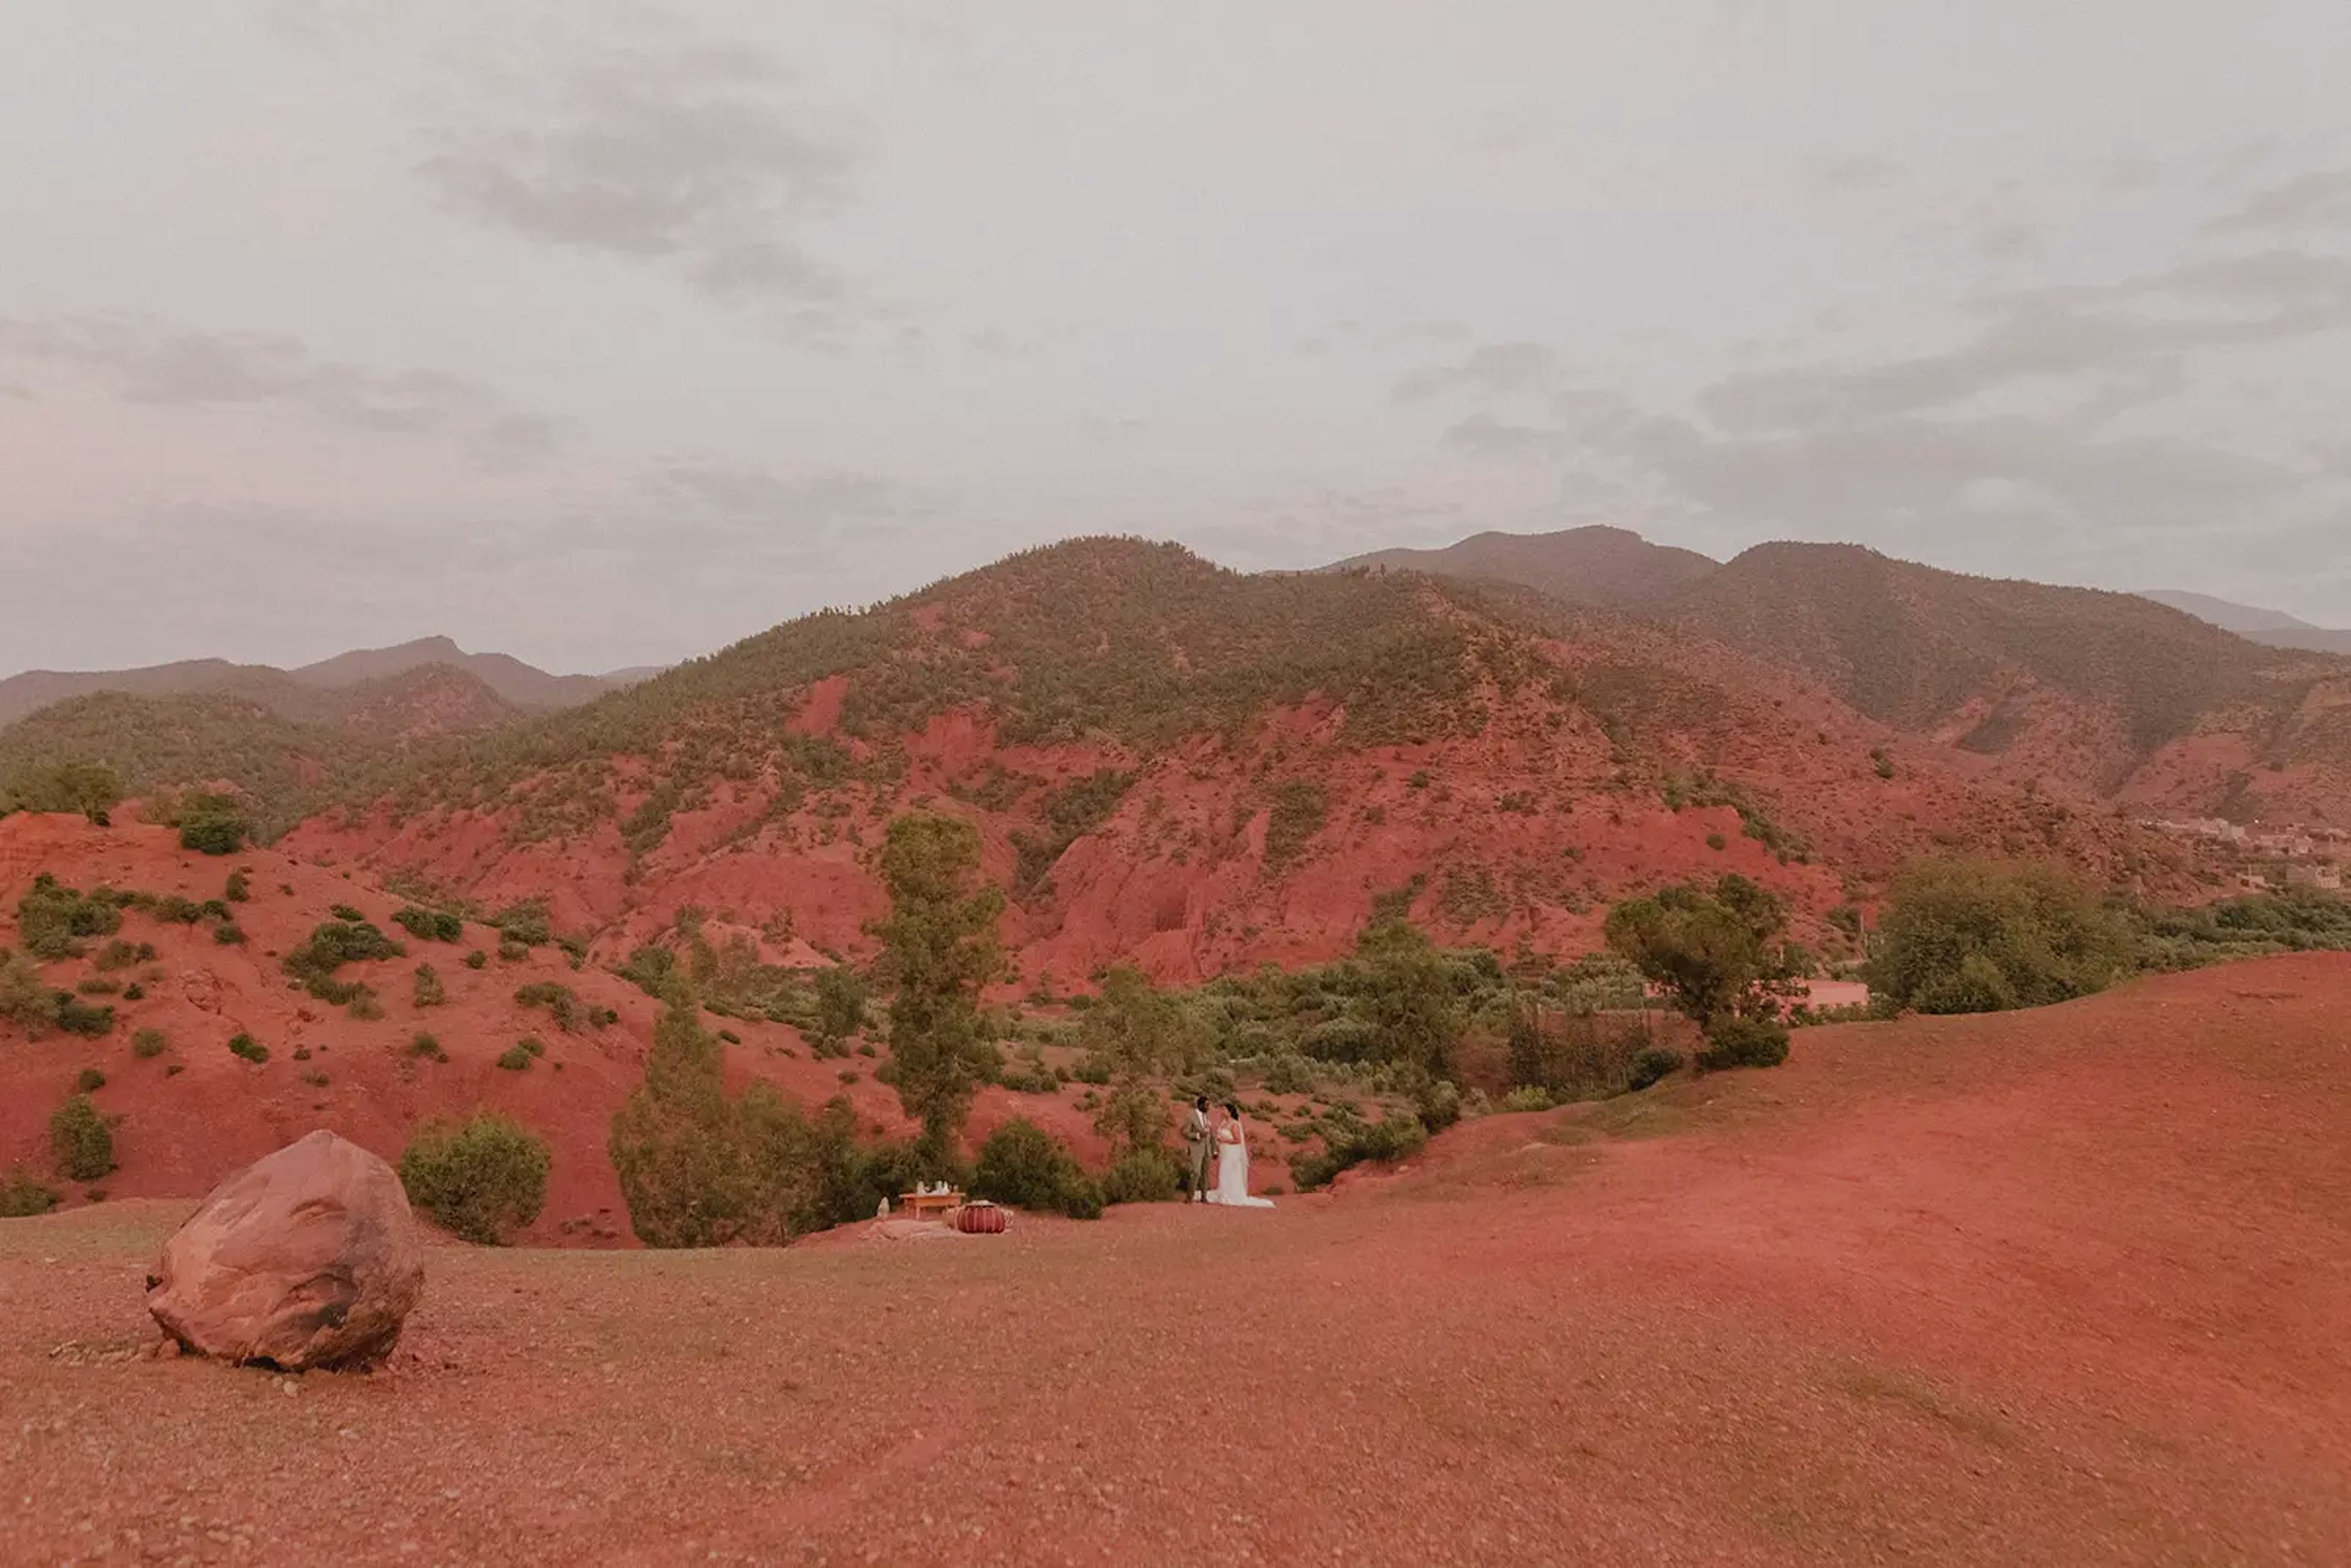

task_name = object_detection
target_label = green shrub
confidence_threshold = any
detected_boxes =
[283,918,405,994]
[497,939,528,962]
[408,1032,449,1063]
[494,1044,534,1071]
[211,921,246,946]
[1627,1047,1684,1091]
[1262,779,1330,872]
[223,871,249,902]
[178,798,249,855]
[153,895,203,925]
[56,996,114,1037]
[1499,1085,1555,1112]
[1060,1177,1106,1220]
[130,1027,167,1059]
[999,1063,1058,1095]
[122,984,144,1000]
[17,874,124,959]
[1695,1017,1789,1072]
[398,1112,552,1245]
[50,1094,113,1180]
[75,977,121,996]
[1869,858,2132,1015]
[1289,1113,1428,1190]
[0,1169,61,1217]
[412,963,447,1008]
[345,986,384,1020]
[0,950,62,1035]
[330,903,364,921]
[392,906,465,943]
[1261,1053,1316,1095]
[1101,1147,1182,1205]
[92,939,142,972]
[463,950,487,970]
[74,1067,105,1092]
[514,981,583,1032]
[228,1033,269,1063]
[972,1118,1098,1217]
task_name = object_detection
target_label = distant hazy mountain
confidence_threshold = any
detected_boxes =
[2139,591,2351,655]
[287,636,617,710]
[0,637,625,727]
[1326,525,1720,608]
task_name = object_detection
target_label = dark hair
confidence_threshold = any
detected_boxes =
[1193,1095,1209,1110]
[1223,1101,1240,1119]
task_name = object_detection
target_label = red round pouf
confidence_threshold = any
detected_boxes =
[953,1202,1008,1234]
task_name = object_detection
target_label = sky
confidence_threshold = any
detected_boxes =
[3,0,2349,675]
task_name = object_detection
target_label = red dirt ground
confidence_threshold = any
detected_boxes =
[2,955,2345,1564]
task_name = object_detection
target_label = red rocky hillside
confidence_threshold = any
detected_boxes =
[272,538,2218,988]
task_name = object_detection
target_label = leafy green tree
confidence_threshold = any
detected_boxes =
[1603,874,1801,1028]
[1079,964,1208,1079]
[1,760,121,823]
[811,962,868,1056]
[1869,858,2132,1015]
[1091,1081,1169,1157]
[1354,919,1461,1078]
[874,813,1005,1167]
[399,1113,552,1245]
[608,988,763,1247]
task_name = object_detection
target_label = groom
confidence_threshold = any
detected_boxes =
[1182,1095,1214,1202]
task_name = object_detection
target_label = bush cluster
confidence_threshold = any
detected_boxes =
[50,1093,114,1181]
[972,1118,1102,1218]
[1289,1112,1428,1190]
[1695,1018,1789,1072]
[1868,858,2130,1015]
[398,1112,552,1245]
[392,906,465,943]
[0,1169,61,1217]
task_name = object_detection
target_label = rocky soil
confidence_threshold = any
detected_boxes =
[2,954,2344,1565]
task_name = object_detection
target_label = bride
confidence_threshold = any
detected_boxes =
[1207,1101,1274,1208]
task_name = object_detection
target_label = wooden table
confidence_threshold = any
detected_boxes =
[899,1190,964,1223]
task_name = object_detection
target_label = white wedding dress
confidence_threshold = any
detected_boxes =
[1209,1129,1274,1208]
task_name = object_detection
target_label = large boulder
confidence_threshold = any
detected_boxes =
[147,1130,425,1370]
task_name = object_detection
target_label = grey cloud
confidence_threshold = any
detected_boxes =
[648,462,907,522]
[1441,414,1564,460]
[1813,156,1905,192]
[1592,406,2314,536]
[1392,340,1558,403]
[2205,171,2351,234]
[1700,248,2351,435]
[416,28,857,310]
[617,461,930,567]
[0,315,560,469]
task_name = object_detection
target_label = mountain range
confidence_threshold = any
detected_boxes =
[0,636,646,729]
[4,527,2347,985]
[2135,590,2351,656]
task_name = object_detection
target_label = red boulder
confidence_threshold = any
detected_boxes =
[147,1130,425,1370]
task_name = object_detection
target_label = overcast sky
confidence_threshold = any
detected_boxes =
[3,1,2349,674]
